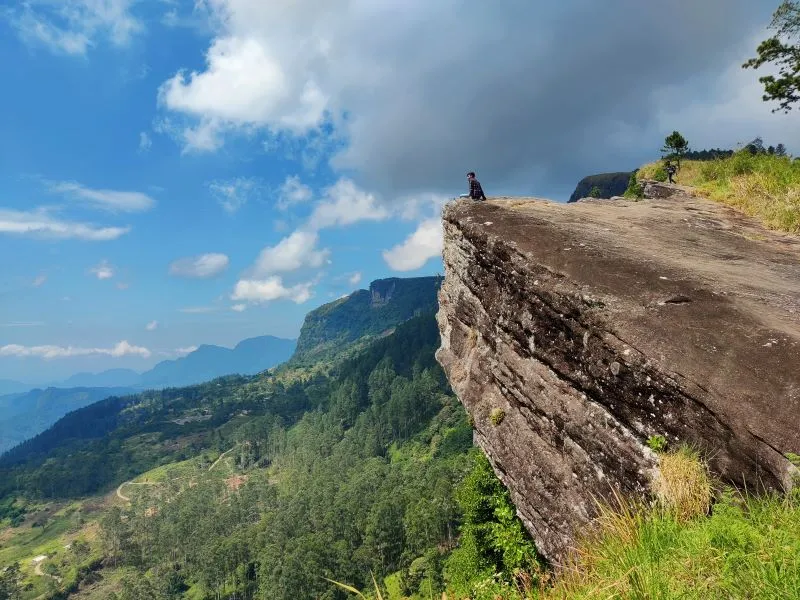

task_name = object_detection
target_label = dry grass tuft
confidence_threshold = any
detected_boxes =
[652,447,712,521]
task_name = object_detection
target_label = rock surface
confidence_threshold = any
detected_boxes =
[436,193,800,563]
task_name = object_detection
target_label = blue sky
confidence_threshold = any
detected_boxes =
[0,1,796,382]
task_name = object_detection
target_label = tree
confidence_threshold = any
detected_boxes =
[661,131,690,167]
[776,143,788,156]
[588,185,603,198]
[0,563,22,600]
[743,1,800,112]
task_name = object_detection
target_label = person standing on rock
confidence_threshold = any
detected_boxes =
[466,172,487,200]
[665,161,677,184]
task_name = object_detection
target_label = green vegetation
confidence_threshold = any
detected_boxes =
[623,171,644,199]
[638,149,800,232]
[744,1,800,113]
[646,434,667,453]
[489,408,505,427]
[587,186,602,198]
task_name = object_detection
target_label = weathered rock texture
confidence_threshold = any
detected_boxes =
[436,194,800,563]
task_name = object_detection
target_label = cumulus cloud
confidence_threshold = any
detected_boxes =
[158,1,785,199]
[32,274,47,287]
[145,320,158,331]
[6,0,142,56]
[383,219,443,272]
[50,181,155,213]
[89,260,115,280]
[231,276,313,304]
[231,303,247,312]
[169,253,230,278]
[0,340,151,360]
[308,179,389,230]
[208,177,263,214]
[0,207,129,241]
[348,272,362,285]
[251,230,329,276]
[277,175,313,210]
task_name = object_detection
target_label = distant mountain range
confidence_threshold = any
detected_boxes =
[0,335,297,394]
[0,335,296,454]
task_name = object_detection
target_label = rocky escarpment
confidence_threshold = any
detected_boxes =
[436,194,800,563]
[567,171,632,202]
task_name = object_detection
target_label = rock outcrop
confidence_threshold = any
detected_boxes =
[567,172,632,203]
[436,193,800,563]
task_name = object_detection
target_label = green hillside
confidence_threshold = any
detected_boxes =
[290,276,442,366]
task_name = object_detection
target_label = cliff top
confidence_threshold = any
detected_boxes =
[444,194,800,454]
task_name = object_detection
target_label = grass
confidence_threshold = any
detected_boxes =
[637,152,800,233]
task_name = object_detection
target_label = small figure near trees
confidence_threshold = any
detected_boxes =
[665,160,677,184]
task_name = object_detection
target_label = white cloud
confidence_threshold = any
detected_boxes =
[231,303,247,312]
[116,282,129,290]
[383,219,443,271]
[308,178,389,231]
[158,34,328,152]
[32,274,47,287]
[8,0,142,56]
[348,272,362,285]
[178,306,218,314]
[139,131,152,152]
[231,276,313,304]
[175,345,198,355]
[208,177,262,214]
[145,320,158,331]
[0,207,129,241]
[50,181,155,213]
[0,321,45,328]
[89,260,115,280]
[251,230,329,276]
[0,340,151,360]
[277,175,312,210]
[169,253,229,278]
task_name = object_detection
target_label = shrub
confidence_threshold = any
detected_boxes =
[489,408,505,426]
[647,434,668,453]
[623,171,644,199]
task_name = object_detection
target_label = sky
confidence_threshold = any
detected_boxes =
[0,0,798,382]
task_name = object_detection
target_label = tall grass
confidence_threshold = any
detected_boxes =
[638,152,800,233]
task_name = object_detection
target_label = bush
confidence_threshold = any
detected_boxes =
[652,166,668,182]
[623,171,644,199]
[489,408,505,426]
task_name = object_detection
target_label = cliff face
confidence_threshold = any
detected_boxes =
[436,194,800,562]
[567,171,632,202]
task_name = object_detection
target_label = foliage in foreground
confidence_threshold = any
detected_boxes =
[638,150,800,232]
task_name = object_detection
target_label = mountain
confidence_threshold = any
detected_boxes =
[57,368,142,388]
[0,386,135,454]
[0,379,34,395]
[290,275,442,365]
[42,335,297,391]
[568,171,632,202]
[138,335,296,389]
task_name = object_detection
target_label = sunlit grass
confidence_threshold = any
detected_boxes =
[638,153,800,233]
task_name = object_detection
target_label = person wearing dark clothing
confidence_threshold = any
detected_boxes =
[467,172,487,200]
[665,161,677,184]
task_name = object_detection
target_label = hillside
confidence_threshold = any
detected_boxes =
[290,276,442,365]
[0,310,524,600]
[0,386,136,454]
